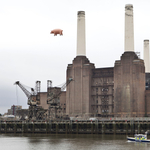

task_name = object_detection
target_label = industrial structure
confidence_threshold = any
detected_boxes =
[14,4,150,120]
[15,81,47,120]
[65,4,150,118]
[15,79,72,120]
[47,78,72,119]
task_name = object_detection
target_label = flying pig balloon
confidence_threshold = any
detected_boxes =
[50,29,63,36]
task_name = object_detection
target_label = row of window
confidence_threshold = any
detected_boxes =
[92,108,109,113]
[93,99,109,104]
[93,78,114,83]
[61,103,66,106]
[93,87,114,92]
[93,96,114,100]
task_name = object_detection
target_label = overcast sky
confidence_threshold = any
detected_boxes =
[1,0,150,114]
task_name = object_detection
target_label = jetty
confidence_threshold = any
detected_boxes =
[1,118,150,134]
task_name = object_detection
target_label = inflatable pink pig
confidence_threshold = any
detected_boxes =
[50,29,63,36]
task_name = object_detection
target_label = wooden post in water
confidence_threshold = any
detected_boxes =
[138,122,140,134]
[113,121,116,134]
[46,122,48,134]
[5,122,7,133]
[22,122,24,134]
[125,122,128,135]
[148,122,150,132]
[25,122,28,133]
[56,123,58,134]
[49,122,51,134]
[0,121,1,133]
[69,121,72,134]
[65,123,68,134]
[95,121,98,134]
[91,122,93,134]
[102,122,105,134]
[130,120,134,135]
[14,123,16,134]
[32,123,35,134]
[76,123,79,134]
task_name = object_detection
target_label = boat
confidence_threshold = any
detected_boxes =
[127,131,150,142]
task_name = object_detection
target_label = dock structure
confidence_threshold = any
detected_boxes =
[1,118,150,134]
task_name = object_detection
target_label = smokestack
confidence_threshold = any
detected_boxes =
[144,40,150,72]
[125,4,134,52]
[77,11,86,56]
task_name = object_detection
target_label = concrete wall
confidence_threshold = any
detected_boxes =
[125,4,134,52]
[77,11,86,56]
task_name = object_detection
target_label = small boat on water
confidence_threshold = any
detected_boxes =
[127,131,150,142]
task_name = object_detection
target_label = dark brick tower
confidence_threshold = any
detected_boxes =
[66,56,94,116]
[66,11,95,117]
[114,52,145,117]
[114,4,145,117]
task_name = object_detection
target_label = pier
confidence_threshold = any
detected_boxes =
[1,118,150,134]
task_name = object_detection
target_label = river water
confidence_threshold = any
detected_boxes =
[0,134,150,150]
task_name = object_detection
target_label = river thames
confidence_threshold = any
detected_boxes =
[0,134,150,150]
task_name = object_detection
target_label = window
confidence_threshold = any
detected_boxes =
[96,88,98,92]
[102,88,108,92]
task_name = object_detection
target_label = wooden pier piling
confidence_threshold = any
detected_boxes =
[1,119,150,135]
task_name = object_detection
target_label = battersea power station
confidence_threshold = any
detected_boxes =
[38,4,150,119]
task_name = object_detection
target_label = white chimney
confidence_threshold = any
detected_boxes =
[77,11,86,56]
[125,4,134,52]
[144,40,150,72]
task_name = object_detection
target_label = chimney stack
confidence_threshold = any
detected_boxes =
[125,4,134,52]
[77,11,86,56]
[144,40,150,72]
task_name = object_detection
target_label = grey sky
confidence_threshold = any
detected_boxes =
[1,0,150,114]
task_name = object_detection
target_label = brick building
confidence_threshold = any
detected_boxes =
[39,5,150,118]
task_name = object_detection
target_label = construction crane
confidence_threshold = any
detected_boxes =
[14,81,46,120]
[15,81,40,105]
[47,78,73,120]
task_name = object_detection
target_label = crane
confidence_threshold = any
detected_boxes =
[14,81,46,120]
[47,78,73,120]
[14,81,40,106]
